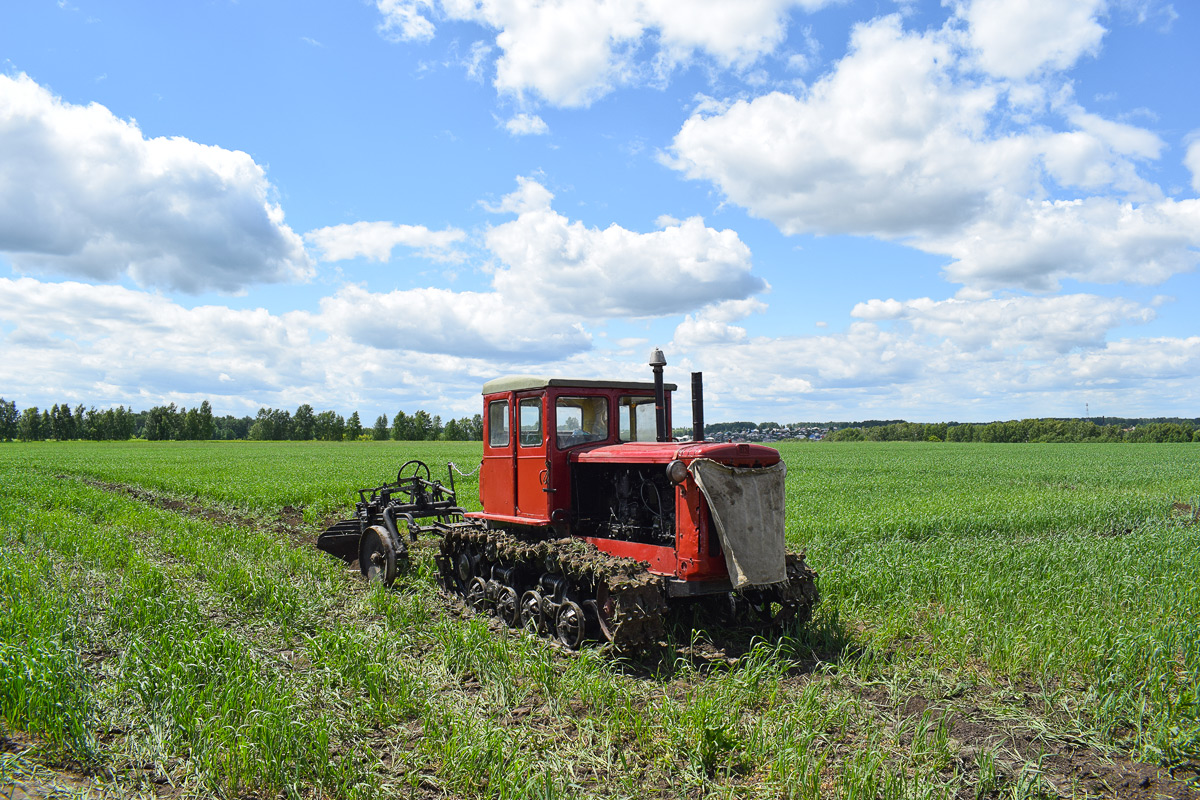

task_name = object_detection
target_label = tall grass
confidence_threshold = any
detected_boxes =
[0,552,97,761]
[787,444,1200,763]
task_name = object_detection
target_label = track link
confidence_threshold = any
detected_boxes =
[434,524,819,651]
[436,524,667,649]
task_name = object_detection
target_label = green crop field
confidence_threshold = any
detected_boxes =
[1,440,1198,798]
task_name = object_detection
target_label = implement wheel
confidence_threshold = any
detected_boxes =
[359,525,397,586]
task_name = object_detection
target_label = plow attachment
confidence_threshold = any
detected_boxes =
[316,460,467,583]
[314,519,364,563]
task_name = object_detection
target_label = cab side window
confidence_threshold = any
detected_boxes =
[519,397,542,447]
[488,400,510,447]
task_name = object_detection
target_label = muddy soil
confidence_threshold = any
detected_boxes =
[1171,502,1199,524]
[864,690,1199,799]
[1,731,184,800]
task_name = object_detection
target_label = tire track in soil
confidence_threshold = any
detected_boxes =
[1,731,183,800]
[41,475,473,799]
[871,690,1199,800]
[62,474,329,548]
[33,475,365,796]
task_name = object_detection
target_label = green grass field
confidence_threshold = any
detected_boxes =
[1,440,1197,798]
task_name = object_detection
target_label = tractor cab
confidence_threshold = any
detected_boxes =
[476,376,676,525]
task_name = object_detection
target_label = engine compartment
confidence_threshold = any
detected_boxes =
[570,462,677,546]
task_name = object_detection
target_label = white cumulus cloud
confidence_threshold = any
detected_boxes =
[665,18,1031,238]
[316,284,591,359]
[1186,133,1200,193]
[665,14,1197,292]
[928,198,1200,290]
[485,178,766,317]
[0,277,585,414]
[304,221,466,262]
[0,73,313,293]
[676,292,1192,420]
[672,298,768,346]
[375,0,840,107]
[960,0,1108,80]
[504,113,549,136]
[1065,335,1200,384]
[5,276,1198,421]
[0,277,317,408]
[850,293,1154,357]
[377,0,437,41]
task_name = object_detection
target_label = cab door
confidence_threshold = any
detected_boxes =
[514,392,550,520]
[480,395,514,517]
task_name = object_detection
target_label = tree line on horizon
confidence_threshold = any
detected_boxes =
[244,406,483,442]
[827,417,1200,443]
[0,399,484,443]
[3,397,1196,444]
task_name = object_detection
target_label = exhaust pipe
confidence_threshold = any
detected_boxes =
[649,347,667,442]
[691,372,704,442]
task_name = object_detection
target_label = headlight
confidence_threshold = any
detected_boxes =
[665,459,688,484]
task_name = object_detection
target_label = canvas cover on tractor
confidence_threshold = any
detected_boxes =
[689,459,788,588]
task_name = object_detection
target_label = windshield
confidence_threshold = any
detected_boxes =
[556,396,608,448]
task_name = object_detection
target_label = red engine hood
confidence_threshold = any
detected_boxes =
[572,440,781,467]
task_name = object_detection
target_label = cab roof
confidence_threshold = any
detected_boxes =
[482,375,677,395]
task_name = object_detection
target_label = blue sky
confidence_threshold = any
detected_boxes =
[1,0,1197,424]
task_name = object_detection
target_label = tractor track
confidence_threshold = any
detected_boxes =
[439,525,669,649]
[60,473,325,546]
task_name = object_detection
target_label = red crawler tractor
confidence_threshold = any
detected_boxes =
[318,351,818,649]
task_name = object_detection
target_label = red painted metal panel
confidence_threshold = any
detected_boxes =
[466,511,545,527]
[582,536,678,576]
[672,442,782,465]
[574,441,782,466]
[573,441,681,464]
[674,477,728,581]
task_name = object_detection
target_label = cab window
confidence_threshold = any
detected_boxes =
[618,395,657,441]
[487,400,510,447]
[556,396,608,448]
[519,397,542,447]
